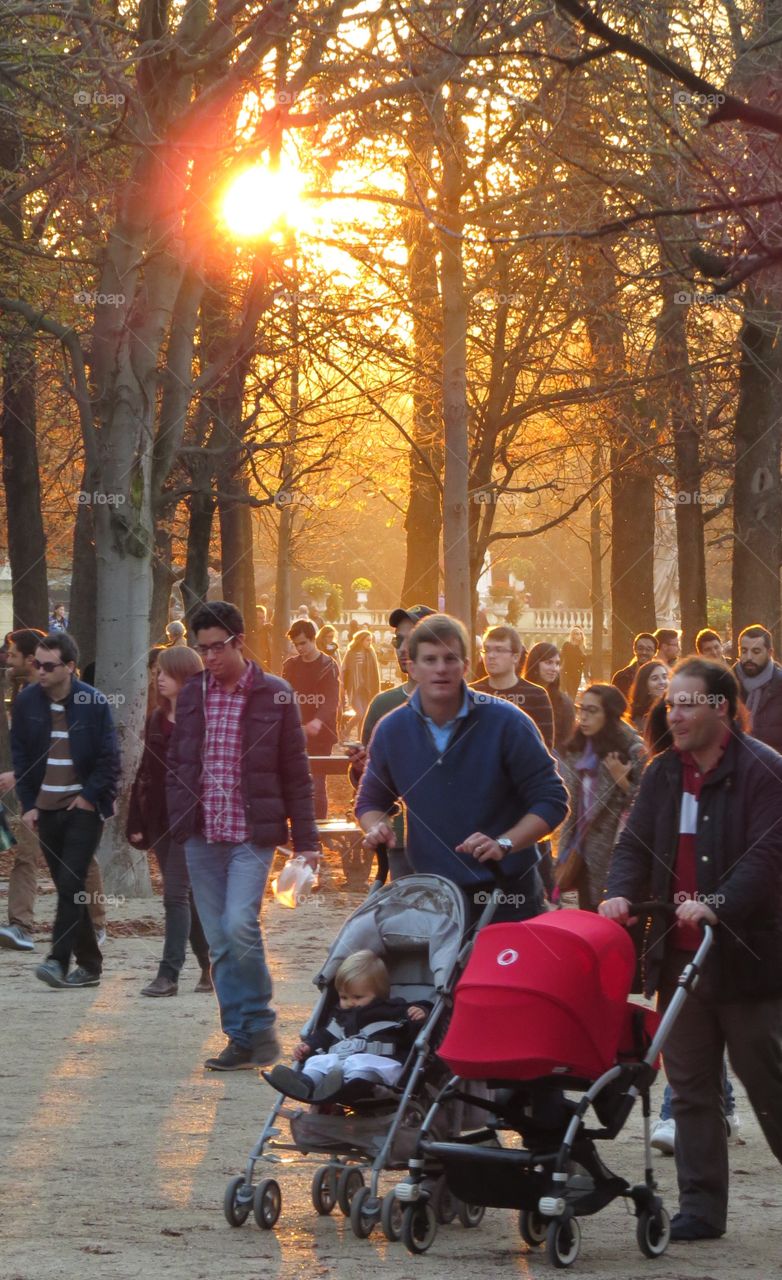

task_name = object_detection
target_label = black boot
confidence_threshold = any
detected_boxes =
[263,1065,315,1100]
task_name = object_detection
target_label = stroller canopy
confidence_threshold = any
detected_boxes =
[439,910,637,1082]
[315,875,467,995]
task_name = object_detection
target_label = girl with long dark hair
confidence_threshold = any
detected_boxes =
[627,660,669,736]
[556,683,646,910]
[523,642,575,752]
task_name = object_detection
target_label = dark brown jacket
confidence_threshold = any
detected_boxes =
[606,730,782,1001]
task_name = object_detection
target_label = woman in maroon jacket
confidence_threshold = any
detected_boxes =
[127,645,211,997]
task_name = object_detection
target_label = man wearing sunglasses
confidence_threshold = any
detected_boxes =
[0,628,109,953]
[9,632,120,988]
[166,601,320,1071]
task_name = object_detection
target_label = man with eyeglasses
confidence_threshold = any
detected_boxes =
[166,600,320,1071]
[600,657,782,1241]
[470,625,554,750]
[0,628,109,953]
[9,632,120,987]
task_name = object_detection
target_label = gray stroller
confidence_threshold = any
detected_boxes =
[222,873,492,1240]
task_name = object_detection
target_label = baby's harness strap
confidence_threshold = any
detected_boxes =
[322,1016,405,1058]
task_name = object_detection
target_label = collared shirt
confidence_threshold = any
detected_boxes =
[412,685,470,754]
[202,663,255,842]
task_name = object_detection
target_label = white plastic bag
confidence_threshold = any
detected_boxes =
[271,855,316,908]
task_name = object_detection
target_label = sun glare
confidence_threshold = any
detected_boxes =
[221,162,307,239]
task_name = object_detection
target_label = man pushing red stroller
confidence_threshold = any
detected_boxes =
[396,905,713,1269]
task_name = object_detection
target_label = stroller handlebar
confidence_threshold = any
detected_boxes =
[627,900,716,931]
[627,901,675,918]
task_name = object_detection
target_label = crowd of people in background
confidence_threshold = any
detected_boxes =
[1,597,782,1245]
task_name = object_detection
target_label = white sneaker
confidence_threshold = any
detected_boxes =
[650,1117,676,1155]
[0,924,36,951]
[726,1112,743,1144]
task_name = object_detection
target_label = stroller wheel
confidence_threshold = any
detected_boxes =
[253,1178,282,1230]
[223,1174,252,1227]
[311,1164,338,1215]
[381,1190,404,1241]
[336,1165,365,1216]
[636,1206,671,1258]
[350,1186,380,1239]
[519,1208,547,1247]
[402,1202,438,1254]
[431,1176,458,1224]
[456,1199,485,1229]
[546,1215,581,1268]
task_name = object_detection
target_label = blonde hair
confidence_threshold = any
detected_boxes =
[334,950,389,998]
[347,628,373,653]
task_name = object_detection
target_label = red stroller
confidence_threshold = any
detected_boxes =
[395,905,714,1268]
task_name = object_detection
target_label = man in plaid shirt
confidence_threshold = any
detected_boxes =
[167,601,320,1071]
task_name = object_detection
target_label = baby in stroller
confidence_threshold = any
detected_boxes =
[265,950,430,1103]
[222,873,490,1240]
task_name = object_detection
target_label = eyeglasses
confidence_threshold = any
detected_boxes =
[33,658,65,673]
[482,646,514,656]
[392,635,407,649]
[196,636,235,658]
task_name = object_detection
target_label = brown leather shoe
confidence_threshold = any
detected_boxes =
[141,975,178,997]
[194,967,214,993]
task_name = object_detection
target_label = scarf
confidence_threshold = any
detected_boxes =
[573,739,602,849]
[740,659,775,717]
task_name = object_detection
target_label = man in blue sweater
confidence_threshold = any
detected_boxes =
[356,615,568,922]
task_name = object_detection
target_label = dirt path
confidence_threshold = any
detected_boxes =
[0,872,780,1280]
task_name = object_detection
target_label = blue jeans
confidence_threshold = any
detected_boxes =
[185,838,275,1048]
[660,1060,735,1120]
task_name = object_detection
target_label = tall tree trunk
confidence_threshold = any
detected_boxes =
[272,292,300,670]
[401,161,442,608]
[610,451,657,669]
[577,241,656,670]
[182,473,215,621]
[1,339,48,631]
[438,106,471,632]
[241,495,259,658]
[731,308,782,648]
[68,462,98,671]
[273,503,293,671]
[218,478,259,657]
[590,444,605,679]
[729,6,782,649]
[150,525,175,646]
[219,487,244,605]
[655,291,707,652]
[91,422,154,897]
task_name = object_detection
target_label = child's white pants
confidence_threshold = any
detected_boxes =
[303,1053,402,1086]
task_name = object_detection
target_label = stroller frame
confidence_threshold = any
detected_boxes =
[223,874,497,1238]
[395,906,715,1267]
